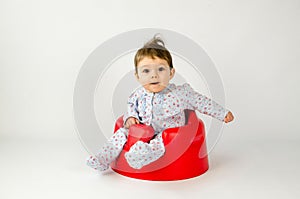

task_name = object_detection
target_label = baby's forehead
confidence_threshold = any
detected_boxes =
[137,56,168,67]
[138,63,169,69]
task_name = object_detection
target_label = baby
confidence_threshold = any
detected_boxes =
[87,35,234,171]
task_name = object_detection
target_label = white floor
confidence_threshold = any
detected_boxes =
[1,132,299,199]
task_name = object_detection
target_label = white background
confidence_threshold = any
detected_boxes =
[0,0,299,199]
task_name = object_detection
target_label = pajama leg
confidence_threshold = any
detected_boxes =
[125,132,165,169]
[86,128,128,171]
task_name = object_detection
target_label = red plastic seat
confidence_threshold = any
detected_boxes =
[110,110,209,181]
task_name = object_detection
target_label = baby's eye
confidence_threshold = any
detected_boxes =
[142,69,150,73]
[158,67,165,71]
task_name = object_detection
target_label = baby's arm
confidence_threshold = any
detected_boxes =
[123,90,141,128]
[182,83,233,122]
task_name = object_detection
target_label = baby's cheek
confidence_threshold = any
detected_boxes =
[138,77,148,85]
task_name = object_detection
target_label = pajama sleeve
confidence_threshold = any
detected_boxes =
[123,91,140,125]
[182,83,229,122]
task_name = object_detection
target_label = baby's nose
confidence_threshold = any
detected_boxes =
[151,74,158,78]
[151,71,158,78]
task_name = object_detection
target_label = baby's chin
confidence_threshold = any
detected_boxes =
[144,84,167,93]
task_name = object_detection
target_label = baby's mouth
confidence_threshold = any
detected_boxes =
[150,82,160,85]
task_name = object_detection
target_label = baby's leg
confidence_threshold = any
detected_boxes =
[86,128,128,171]
[125,132,165,169]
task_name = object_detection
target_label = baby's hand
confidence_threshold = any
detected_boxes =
[124,117,140,129]
[224,111,234,123]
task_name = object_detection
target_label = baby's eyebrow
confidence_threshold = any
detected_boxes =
[139,64,168,69]
[139,65,151,69]
[137,65,151,71]
[138,64,155,69]
[158,64,168,68]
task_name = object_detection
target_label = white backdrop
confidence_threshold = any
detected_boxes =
[0,0,299,198]
[1,0,299,140]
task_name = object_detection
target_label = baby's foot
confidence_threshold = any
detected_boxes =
[125,141,165,169]
[125,151,144,169]
[86,156,109,171]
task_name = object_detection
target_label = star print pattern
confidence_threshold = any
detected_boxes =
[86,128,127,171]
[125,133,165,169]
[124,83,228,132]
[87,83,228,171]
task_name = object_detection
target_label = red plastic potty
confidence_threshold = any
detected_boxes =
[110,110,209,181]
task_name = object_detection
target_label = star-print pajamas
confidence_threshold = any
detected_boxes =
[87,83,229,171]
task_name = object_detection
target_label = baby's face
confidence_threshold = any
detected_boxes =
[135,56,175,93]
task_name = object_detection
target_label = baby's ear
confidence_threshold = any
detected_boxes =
[170,68,175,79]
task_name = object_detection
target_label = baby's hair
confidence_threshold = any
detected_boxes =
[134,34,173,73]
